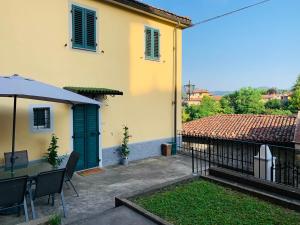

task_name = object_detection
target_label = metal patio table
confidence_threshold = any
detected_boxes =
[0,161,63,180]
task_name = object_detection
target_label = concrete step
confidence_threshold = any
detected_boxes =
[203,174,300,212]
[67,206,158,225]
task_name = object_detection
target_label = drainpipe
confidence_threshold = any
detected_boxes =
[173,21,180,151]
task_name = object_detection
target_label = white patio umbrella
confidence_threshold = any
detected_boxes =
[0,74,99,173]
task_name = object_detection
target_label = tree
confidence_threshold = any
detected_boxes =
[220,96,235,114]
[264,109,293,116]
[290,74,300,112]
[226,87,265,114]
[265,99,282,110]
[182,108,190,122]
[183,96,222,121]
[266,87,278,95]
[197,96,222,118]
[292,74,300,92]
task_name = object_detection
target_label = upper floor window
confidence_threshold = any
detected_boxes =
[145,27,160,61]
[71,5,97,51]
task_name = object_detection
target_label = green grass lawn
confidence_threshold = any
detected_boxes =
[133,180,300,225]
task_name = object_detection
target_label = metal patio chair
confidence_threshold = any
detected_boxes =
[65,151,80,197]
[4,150,28,169]
[0,176,29,222]
[29,169,67,219]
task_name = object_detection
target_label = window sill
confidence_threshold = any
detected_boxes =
[31,128,53,133]
[145,57,160,62]
[72,46,97,52]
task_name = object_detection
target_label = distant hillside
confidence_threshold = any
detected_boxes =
[211,91,233,96]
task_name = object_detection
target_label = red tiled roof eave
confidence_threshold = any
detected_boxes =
[183,114,297,145]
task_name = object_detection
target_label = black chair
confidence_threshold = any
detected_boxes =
[4,150,28,169]
[65,151,80,197]
[0,176,29,222]
[29,169,66,219]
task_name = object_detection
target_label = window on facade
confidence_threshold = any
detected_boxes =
[145,27,160,60]
[33,107,51,129]
[72,5,97,51]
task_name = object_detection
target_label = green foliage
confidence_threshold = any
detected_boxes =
[45,134,62,167]
[134,180,300,225]
[182,85,295,121]
[292,74,300,92]
[183,96,222,121]
[119,126,131,158]
[182,109,190,122]
[196,96,222,118]
[266,87,278,95]
[264,109,293,116]
[265,99,282,109]
[48,214,61,225]
[291,77,300,111]
[226,87,265,114]
[220,96,234,114]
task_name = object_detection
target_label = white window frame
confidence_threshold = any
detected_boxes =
[29,105,54,133]
[68,1,99,53]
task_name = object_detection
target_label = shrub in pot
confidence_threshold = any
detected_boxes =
[45,134,62,168]
[119,126,131,165]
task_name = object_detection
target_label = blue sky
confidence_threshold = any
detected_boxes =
[142,0,300,91]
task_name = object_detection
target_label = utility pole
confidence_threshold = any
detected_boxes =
[184,80,195,101]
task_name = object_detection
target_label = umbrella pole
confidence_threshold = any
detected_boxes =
[11,95,17,174]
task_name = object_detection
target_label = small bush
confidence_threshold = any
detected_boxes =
[48,214,61,225]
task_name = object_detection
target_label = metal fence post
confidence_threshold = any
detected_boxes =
[192,147,196,175]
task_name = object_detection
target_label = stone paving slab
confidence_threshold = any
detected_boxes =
[2,155,192,225]
[67,206,157,225]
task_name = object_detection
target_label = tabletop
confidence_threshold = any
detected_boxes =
[0,161,63,180]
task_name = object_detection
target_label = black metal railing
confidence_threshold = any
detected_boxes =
[178,132,300,188]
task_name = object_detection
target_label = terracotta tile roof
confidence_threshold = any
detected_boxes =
[213,96,222,101]
[104,0,192,27]
[193,89,209,94]
[183,114,297,144]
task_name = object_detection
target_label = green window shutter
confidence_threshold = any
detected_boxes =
[145,27,160,60]
[72,5,97,51]
[85,9,97,51]
[145,27,152,59]
[72,5,85,49]
[153,29,160,60]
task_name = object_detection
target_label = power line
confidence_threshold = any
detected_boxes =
[190,0,271,28]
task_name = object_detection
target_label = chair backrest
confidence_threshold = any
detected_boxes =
[0,176,28,208]
[34,169,65,198]
[66,151,80,179]
[4,150,28,169]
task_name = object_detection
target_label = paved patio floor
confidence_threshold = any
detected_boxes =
[2,155,192,225]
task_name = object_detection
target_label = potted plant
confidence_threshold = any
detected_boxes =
[119,126,131,166]
[45,134,62,168]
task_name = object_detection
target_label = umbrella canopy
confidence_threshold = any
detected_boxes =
[0,74,100,173]
[0,75,99,105]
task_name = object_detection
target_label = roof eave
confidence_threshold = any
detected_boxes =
[101,0,192,29]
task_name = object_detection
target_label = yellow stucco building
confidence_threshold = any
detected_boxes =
[0,0,191,169]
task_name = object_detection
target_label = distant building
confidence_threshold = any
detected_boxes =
[186,89,212,105]
[262,93,292,103]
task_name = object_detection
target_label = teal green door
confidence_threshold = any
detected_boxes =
[73,104,99,171]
